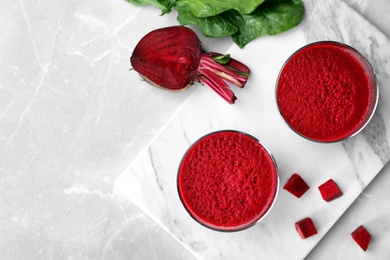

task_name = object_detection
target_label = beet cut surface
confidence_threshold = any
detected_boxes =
[283,173,310,198]
[318,179,343,202]
[130,26,250,104]
[295,218,318,239]
[351,225,371,252]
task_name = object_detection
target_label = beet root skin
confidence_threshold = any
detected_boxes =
[283,173,310,198]
[131,26,202,91]
[318,179,343,202]
[130,26,250,104]
[295,218,318,239]
[351,225,371,251]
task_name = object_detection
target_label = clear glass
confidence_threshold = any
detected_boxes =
[177,130,279,232]
[276,41,379,143]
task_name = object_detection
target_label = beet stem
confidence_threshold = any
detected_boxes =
[198,70,237,104]
[210,52,251,75]
[197,53,250,104]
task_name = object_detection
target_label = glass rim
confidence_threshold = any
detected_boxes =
[177,130,280,232]
[275,41,379,143]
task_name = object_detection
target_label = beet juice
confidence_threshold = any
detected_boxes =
[177,130,279,231]
[277,41,378,142]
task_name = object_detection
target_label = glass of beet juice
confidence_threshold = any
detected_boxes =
[177,130,279,232]
[276,41,378,143]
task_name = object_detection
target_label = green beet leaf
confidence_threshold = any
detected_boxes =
[175,2,237,37]
[213,54,231,65]
[224,0,305,48]
[126,0,175,15]
[125,0,305,48]
[176,0,266,17]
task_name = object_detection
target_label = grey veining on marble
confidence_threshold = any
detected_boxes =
[116,1,390,259]
[302,0,390,171]
[306,162,390,259]
[304,2,390,259]
[1,0,390,259]
[0,0,194,259]
[345,0,390,38]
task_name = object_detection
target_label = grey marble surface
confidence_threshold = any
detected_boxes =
[116,0,390,258]
[0,0,389,259]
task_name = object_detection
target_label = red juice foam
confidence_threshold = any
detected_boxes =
[277,41,378,142]
[177,130,279,231]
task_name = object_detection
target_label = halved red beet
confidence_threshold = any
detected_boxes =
[295,217,318,239]
[283,173,310,198]
[130,26,250,104]
[351,225,371,251]
[318,179,343,202]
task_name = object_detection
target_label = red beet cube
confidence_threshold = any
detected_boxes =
[318,179,343,202]
[295,218,318,239]
[351,225,371,251]
[283,173,310,198]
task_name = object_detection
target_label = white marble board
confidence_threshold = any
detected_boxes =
[116,0,390,259]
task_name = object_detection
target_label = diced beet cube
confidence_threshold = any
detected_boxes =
[295,218,318,239]
[283,173,310,198]
[351,225,371,251]
[318,179,343,202]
